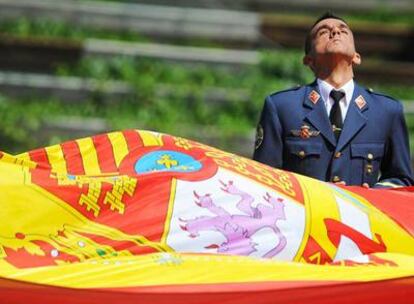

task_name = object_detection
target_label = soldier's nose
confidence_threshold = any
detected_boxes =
[331,27,341,37]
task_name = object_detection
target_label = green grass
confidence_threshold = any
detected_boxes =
[1,53,413,154]
[0,17,413,154]
[78,0,414,24]
[84,0,414,26]
[0,18,147,42]
[0,18,225,48]
[345,10,414,26]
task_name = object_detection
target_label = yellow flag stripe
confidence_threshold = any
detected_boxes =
[45,145,67,175]
[76,137,101,176]
[1,152,36,169]
[15,152,31,160]
[299,175,341,259]
[1,253,413,288]
[160,178,177,249]
[138,130,163,146]
[107,132,129,167]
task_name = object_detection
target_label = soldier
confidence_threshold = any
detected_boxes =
[253,12,413,188]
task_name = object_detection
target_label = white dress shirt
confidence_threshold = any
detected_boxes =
[317,78,354,123]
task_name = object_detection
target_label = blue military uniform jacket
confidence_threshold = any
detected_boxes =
[253,81,414,187]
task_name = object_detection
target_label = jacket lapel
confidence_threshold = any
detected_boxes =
[336,84,369,152]
[303,83,336,147]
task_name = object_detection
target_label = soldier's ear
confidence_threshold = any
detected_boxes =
[303,55,313,68]
[352,52,361,65]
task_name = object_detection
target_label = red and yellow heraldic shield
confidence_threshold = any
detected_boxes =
[0,130,413,304]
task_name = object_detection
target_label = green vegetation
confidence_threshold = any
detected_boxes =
[0,18,147,42]
[2,53,414,154]
[0,16,413,155]
[0,53,309,154]
[82,0,414,26]
[344,10,414,26]
[0,18,223,48]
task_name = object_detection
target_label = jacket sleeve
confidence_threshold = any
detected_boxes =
[375,101,414,188]
[252,96,284,168]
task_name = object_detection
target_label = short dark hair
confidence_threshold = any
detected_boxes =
[304,12,348,55]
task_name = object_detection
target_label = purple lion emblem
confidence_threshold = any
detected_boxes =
[179,180,287,258]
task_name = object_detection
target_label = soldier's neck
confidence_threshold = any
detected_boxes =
[315,59,354,89]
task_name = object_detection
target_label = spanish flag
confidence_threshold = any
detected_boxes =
[0,130,413,304]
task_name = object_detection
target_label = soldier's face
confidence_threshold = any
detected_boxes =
[309,18,358,60]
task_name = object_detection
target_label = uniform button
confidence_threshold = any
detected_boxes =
[332,176,341,182]
[298,151,306,158]
[334,151,341,158]
[367,168,373,174]
[367,153,373,160]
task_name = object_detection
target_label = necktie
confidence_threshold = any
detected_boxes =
[329,90,345,140]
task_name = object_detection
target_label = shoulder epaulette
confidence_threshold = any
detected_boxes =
[269,84,303,98]
[365,87,400,102]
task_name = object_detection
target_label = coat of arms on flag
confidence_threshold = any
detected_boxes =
[0,130,413,304]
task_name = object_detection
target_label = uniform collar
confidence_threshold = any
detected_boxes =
[317,78,354,107]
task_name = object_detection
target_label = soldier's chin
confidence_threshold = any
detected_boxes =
[326,44,345,52]
[325,48,353,58]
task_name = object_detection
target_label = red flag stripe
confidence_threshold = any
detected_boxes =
[61,141,85,175]
[92,134,118,173]
[29,148,51,169]
[122,130,144,152]
[0,276,413,304]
